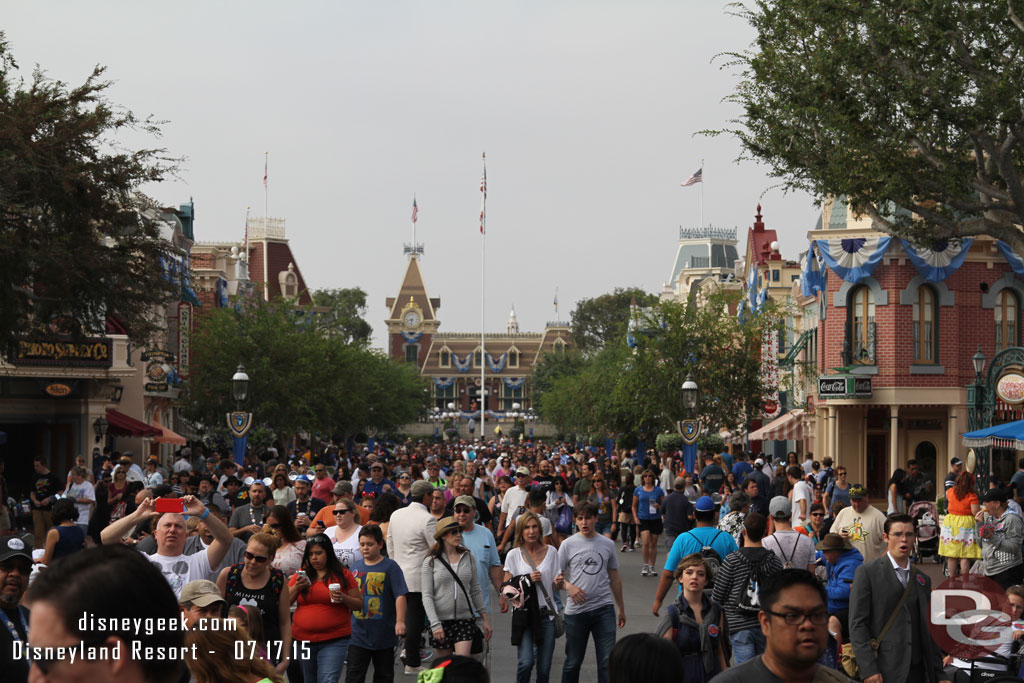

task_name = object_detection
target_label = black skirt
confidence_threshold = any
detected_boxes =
[431,618,477,649]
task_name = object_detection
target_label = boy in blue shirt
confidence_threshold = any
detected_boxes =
[346,525,408,683]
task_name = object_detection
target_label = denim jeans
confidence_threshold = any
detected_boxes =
[730,627,766,665]
[561,604,616,683]
[518,616,555,683]
[301,637,350,683]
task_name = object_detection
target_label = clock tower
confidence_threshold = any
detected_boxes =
[385,254,440,368]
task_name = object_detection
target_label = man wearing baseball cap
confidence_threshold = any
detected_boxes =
[178,579,227,627]
[652,495,738,616]
[454,495,506,617]
[763,496,816,572]
[944,457,964,496]
[498,466,533,553]
[830,484,887,562]
[0,535,32,683]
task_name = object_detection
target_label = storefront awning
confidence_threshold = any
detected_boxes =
[749,409,806,442]
[106,409,161,437]
[720,428,747,446]
[963,419,1024,451]
[152,422,187,445]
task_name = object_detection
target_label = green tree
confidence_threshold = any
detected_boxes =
[181,298,425,440]
[717,2,1024,251]
[310,287,373,345]
[0,34,181,348]
[570,287,658,354]
[540,293,772,441]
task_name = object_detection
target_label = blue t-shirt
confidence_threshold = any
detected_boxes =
[361,478,395,500]
[461,524,501,611]
[633,485,666,521]
[1011,471,1024,500]
[349,557,409,650]
[732,461,752,481]
[663,526,739,574]
[719,451,734,471]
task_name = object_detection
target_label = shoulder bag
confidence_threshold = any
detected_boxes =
[523,546,564,638]
[841,565,916,679]
[436,555,485,654]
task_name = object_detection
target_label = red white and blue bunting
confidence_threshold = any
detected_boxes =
[486,353,507,373]
[899,238,972,282]
[815,236,892,283]
[400,331,423,343]
[452,354,473,373]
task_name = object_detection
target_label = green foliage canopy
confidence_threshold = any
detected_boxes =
[310,287,373,345]
[570,287,658,354]
[181,299,425,440]
[717,1,1024,252]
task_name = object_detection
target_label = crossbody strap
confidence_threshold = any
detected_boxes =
[437,555,476,616]
[522,547,555,612]
[876,567,916,647]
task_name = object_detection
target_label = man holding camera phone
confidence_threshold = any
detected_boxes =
[100,495,233,599]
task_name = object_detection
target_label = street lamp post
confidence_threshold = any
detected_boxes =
[93,416,109,444]
[232,364,250,406]
[681,374,698,415]
[680,374,700,476]
[968,347,989,486]
[229,363,252,467]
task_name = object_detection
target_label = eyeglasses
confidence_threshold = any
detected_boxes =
[333,509,353,516]
[454,507,473,514]
[315,469,324,473]
[810,513,825,517]
[764,609,829,626]
[244,551,269,563]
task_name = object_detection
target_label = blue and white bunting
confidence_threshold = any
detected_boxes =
[899,238,972,282]
[400,330,423,343]
[452,354,472,374]
[503,377,526,389]
[815,236,892,283]
[996,241,1024,279]
[799,245,825,297]
[433,377,455,389]
[485,353,507,373]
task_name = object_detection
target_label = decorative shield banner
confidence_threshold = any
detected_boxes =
[677,420,701,445]
[227,411,253,438]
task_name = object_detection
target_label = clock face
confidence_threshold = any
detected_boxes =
[404,310,421,328]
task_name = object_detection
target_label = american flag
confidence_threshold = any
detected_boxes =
[263,155,268,187]
[681,168,702,187]
[480,154,487,234]
[412,196,418,223]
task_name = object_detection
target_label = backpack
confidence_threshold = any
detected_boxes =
[772,533,800,569]
[736,553,771,614]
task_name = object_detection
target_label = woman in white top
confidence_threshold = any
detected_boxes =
[503,511,561,683]
[264,505,306,577]
[270,473,296,507]
[660,455,675,494]
[326,500,362,567]
[887,468,907,515]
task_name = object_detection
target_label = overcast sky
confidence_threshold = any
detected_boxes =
[6,1,818,347]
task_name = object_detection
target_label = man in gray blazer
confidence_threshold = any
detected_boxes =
[387,479,438,675]
[849,513,949,683]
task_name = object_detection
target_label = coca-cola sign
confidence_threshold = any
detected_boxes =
[818,375,872,399]
[997,372,1024,404]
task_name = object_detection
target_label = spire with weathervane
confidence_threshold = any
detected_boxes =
[507,305,519,334]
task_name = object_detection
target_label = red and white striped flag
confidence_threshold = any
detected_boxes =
[479,154,487,234]
[411,196,418,223]
[681,167,702,187]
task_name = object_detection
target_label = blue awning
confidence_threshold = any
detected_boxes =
[962,420,1024,450]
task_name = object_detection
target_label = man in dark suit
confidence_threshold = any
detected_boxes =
[849,513,949,683]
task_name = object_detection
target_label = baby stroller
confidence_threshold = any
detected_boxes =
[909,500,941,564]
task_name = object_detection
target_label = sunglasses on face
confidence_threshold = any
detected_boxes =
[244,551,269,563]
[333,508,352,516]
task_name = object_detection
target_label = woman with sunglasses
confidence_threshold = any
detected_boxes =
[327,500,363,568]
[823,467,850,511]
[264,504,306,578]
[395,471,414,506]
[422,516,491,659]
[289,534,361,683]
[795,502,829,546]
[217,531,292,675]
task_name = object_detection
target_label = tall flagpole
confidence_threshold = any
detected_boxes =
[480,153,487,444]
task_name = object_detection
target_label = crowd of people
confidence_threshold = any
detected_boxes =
[4,441,1024,682]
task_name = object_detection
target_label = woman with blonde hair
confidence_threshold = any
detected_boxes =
[502,511,561,683]
[217,531,292,675]
[186,621,284,683]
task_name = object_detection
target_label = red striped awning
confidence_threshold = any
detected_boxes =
[749,409,806,442]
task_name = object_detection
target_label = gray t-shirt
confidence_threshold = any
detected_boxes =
[762,529,816,570]
[710,655,852,682]
[557,532,619,616]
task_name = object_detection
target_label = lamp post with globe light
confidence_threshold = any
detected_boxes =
[229,364,251,466]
